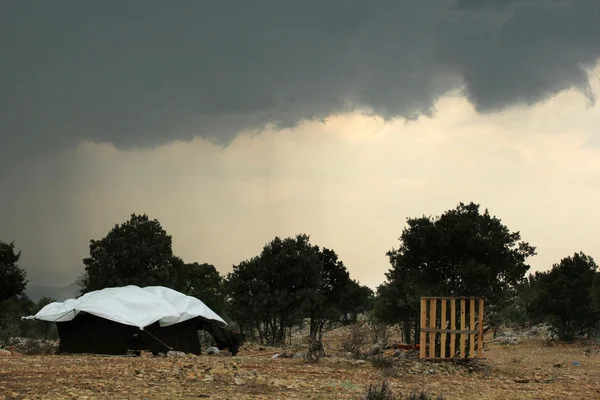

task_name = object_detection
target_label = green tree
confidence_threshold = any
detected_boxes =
[0,296,37,342]
[376,202,536,343]
[227,234,322,344]
[0,241,27,302]
[374,277,420,343]
[529,252,599,341]
[78,214,186,293]
[226,256,269,341]
[226,234,360,346]
[181,262,226,315]
[306,247,351,341]
[339,279,374,323]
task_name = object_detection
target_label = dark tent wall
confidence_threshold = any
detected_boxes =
[56,313,201,355]
[198,318,243,356]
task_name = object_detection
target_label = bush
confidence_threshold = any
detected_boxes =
[369,356,398,377]
[5,337,58,355]
[368,322,391,346]
[305,339,325,361]
[341,324,368,357]
[370,356,395,369]
[362,383,446,400]
[363,381,395,400]
[0,296,59,343]
[405,390,444,400]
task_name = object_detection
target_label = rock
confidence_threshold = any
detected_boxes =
[167,350,186,358]
[496,332,523,345]
[206,347,220,355]
[367,343,382,357]
[345,352,354,359]
[272,351,294,359]
[234,376,245,385]
[382,349,396,358]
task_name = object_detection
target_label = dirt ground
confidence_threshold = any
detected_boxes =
[1,332,599,400]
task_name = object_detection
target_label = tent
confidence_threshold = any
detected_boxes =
[24,285,241,355]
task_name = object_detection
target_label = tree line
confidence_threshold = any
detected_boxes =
[1,202,599,345]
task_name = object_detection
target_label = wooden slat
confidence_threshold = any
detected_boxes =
[478,298,485,358]
[421,328,478,334]
[429,298,437,359]
[421,296,481,300]
[440,298,447,359]
[420,296,485,360]
[460,298,466,358]
[420,298,427,359]
[450,298,456,358]
[469,298,476,357]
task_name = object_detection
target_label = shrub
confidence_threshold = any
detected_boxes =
[341,324,368,357]
[363,381,395,400]
[370,356,395,369]
[369,356,398,377]
[305,339,325,361]
[5,337,57,355]
[362,383,446,400]
[368,322,391,346]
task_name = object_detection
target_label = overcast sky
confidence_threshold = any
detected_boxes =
[1,1,600,288]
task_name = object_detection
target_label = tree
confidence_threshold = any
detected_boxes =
[226,234,322,344]
[0,296,37,342]
[339,279,374,323]
[374,278,420,343]
[376,202,536,343]
[180,262,226,315]
[79,214,186,293]
[226,234,361,346]
[0,241,27,302]
[226,256,269,341]
[306,247,352,342]
[529,252,599,341]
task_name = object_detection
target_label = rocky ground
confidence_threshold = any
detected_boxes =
[1,325,599,399]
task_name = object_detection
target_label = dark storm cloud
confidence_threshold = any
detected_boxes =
[1,0,599,163]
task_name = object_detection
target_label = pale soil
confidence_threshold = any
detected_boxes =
[1,333,599,399]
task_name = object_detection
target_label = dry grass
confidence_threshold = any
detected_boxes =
[1,331,599,399]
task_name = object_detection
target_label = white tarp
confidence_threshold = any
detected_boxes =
[24,285,227,329]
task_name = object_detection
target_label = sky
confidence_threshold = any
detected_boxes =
[1,0,600,288]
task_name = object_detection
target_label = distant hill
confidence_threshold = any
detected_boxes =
[24,266,83,288]
[26,282,80,302]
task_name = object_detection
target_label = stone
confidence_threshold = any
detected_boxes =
[367,343,382,357]
[382,349,396,358]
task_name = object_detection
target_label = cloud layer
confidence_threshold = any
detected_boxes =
[2,0,600,166]
[3,74,599,288]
